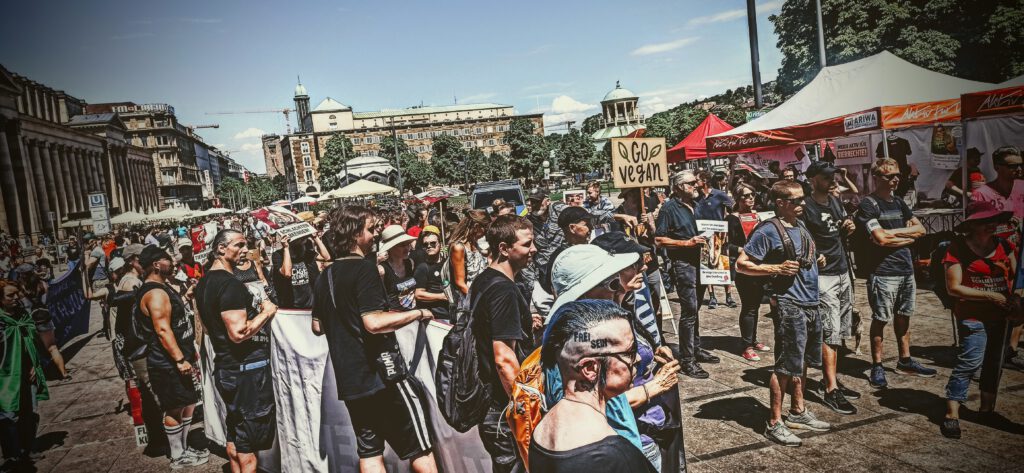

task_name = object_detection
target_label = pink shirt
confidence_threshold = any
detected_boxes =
[973,180,1024,246]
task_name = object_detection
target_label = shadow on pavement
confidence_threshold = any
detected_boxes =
[909,344,958,369]
[43,330,102,380]
[692,396,770,435]
[701,335,743,354]
[33,430,68,452]
[740,367,773,388]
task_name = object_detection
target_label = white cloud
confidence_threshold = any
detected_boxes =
[239,143,262,152]
[534,95,599,131]
[630,37,698,56]
[459,92,497,103]
[686,1,783,27]
[233,127,266,139]
[550,95,596,114]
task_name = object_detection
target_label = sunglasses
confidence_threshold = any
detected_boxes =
[876,173,900,181]
[586,339,640,370]
[681,180,698,186]
[422,241,439,248]
[780,196,804,206]
[599,274,625,293]
[997,162,1023,169]
[739,193,755,199]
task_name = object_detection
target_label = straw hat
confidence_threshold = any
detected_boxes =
[378,225,416,253]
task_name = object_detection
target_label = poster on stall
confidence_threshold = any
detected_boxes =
[833,135,874,166]
[736,145,811,173]
[696,219,730,285]
[872,123,963,201]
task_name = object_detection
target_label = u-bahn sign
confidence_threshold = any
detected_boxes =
[89,193,111,236]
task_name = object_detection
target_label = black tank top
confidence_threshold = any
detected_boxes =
[134,281,196,369]
[381,259,417,311]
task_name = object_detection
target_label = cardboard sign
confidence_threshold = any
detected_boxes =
[833,135,873,166]
[275,222,316,241]
[612,138,668,189]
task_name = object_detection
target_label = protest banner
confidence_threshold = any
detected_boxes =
[696,220,730,285]
[612,137,669,189]
[193,248,211,264]
[202,310,494,472]
[275,222,317,241]
[46,259,90,347]
[833,135,873,166]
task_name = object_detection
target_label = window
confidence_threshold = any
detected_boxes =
[329,114,336,119]
[303,156,311,167]
[417,132,424,139]
[300,142,310,153]
[156,136,170,146]
[352,137,362,145]
[305,170,313,182]
[488,139,496,146]
[329,122,337,130]
[475,127,483,134]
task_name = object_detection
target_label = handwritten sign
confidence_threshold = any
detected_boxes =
[612,138,668,189]
[275,222,316,241]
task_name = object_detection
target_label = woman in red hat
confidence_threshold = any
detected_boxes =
[940,200,1022,439]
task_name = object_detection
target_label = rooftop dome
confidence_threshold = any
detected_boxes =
[294,80,308,97]
[603,81,638,102]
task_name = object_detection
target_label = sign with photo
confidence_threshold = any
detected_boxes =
[696,220,730,285]
[612,137,669,189]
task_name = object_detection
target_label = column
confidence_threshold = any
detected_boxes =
[0,129,22,235]
[89,150,101,193]
[43,143,68,220]
[119,148,131,211]
[59,146,80,214]
[28,140,53,233]
[72,148,87,205]
[17,139,38,235]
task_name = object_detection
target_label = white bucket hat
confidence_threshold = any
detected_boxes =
[378,225,416,254]
[548,244,639,318]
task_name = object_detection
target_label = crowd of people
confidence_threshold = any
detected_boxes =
[1,145,1023,471]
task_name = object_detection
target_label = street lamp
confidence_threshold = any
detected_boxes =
[543,160,550,182]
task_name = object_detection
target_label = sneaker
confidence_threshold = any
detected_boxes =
[822,388,857,415]
[869,365,888,388]
[836,380,861,400]
[707,298,718,310]
[1005,353,1024,371]
[785,408,832,432]
[170,453,209,469]
[742,348,761,361]
[681,362,710,379]
[184,447,209,460]
[940,418,961,439]
[895,358,937,378]
[725,296,737,308]
[765,421,802,447]
[753,342,771,352]
[696,349,721,364]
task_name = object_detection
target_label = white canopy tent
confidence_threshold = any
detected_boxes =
[320,180,399,200]
[291,195,317,205]
[150,206,195,221]
[110,211,149,225]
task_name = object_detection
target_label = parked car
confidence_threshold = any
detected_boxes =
[471,179,526,214]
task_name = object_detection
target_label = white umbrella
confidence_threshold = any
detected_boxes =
[151,206,194,221]
[60,219,91,229]
[110,211,149,225]
[291,195,317,205]
[204,207,233,215]
[321,179,398,200]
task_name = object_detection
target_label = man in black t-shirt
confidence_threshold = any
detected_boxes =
[472,215,537,473]
[312,206,438,472]
[271,235,320,309]
[413,231,449,320]
[195,229,278,473]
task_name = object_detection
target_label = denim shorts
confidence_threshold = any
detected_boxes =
[819,274,852,345]
[772,298,822,377]
[867,274,916,323]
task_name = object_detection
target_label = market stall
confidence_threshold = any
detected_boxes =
[667,113,734,163]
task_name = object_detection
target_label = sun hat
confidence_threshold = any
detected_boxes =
[548,244,639,319]
[122,243,145,260]
[378,224,416,254]
[108,257,126,273]
[955,199,1013,232]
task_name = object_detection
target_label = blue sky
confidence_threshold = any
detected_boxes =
[0,0,784,173]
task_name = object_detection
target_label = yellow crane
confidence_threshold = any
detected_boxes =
[205,109,295,134]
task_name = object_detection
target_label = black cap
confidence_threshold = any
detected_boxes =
[139,245,172,268]
[966,147,983,160]
[557,206,593,229]
[805,161,839,178]
[528,187,549,202]
[592,231,650,255]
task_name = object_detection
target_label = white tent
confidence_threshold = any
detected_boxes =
[204,207,234,215]
[1000,75,1024,87]
[150,206,195,221]
[320,180,398,200]
[110,211,149,225]
[707,51,994,153]
[291,195,317,205]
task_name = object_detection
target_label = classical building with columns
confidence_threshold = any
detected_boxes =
[0,64,160,238]
[590,81,646,149]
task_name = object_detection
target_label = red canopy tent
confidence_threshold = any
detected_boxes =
[667,113,734,163]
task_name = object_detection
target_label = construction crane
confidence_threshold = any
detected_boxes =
[545,120,577,133]
[205,109,295,134]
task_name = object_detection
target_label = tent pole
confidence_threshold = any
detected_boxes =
[881,129,891,159]
[960,121,968,215]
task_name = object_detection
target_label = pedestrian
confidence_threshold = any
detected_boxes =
[534,206,594,319]
[0,280,48,470]
[313,206,438,473]
[195,230,278,473]
[654,171,717,379]
[940,200,1020,439]
[378,225,419,311]
[854,158,934,389]
[135,245,209,468]
[801,162,861,414]
[531,300,657,473]
[271,235,321,310]
[448,209,490,298]
[694,170,736,309]
[15,262,68,380]
[729,183,772,361]
[413,228,450,321]
[737,179,832,447]
[615,188,667,326]
[471,215,536,473]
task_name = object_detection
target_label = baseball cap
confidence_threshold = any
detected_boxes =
[528,187,549,202]
[547,244,639,322]
[591,231,650,256]
[139,245,172,268]
[992,146,1022,166]
[805,161,839,178]
[122,243,145,260]
[108,257,126,273]
[176,238,192,250]
[421,225,441,236]
[557,206,592,229]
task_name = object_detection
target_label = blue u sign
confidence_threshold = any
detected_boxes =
[89,193,105,207]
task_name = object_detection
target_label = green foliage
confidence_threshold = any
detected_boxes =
[580,113,604,136]
[430,133,465,186]
[319,132,354,191]
[380,135,434,192]
[216,175,285,208]
[507,118,548,184]
[770,0,1024,98]
[558,128,600,176]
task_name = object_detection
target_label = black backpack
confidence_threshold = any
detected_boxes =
[434,279,499,433]
[759,218,816,293]
[929,237,1012,310]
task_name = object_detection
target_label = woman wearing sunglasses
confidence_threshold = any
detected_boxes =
[728,184,773,362]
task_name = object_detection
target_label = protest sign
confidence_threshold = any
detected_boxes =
[46,259,90,346]
[193,248,211,264]
[833,135,873,166]
[696,220,730,285]
[275,222,316,241]
[612,137,668,189]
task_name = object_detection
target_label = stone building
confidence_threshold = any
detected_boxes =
[86,101,205,210]
[590,81,646,149]
[0,64,160,238]
[269,81,544,196]
[262,133,285,177]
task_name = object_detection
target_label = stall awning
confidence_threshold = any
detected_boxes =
[667,113,734,162]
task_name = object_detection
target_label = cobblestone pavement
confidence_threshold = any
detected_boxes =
[670,280,1024,473]
[25,301,227,472]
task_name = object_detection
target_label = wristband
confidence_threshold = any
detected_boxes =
[175,357,186,364]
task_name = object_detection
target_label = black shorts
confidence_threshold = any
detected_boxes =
[345,378,433,460]
[147,364,199,412]
[214,362,276,454]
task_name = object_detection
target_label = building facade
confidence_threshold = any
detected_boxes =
[0,65,160,238]
[269,81,544,196]
[262,133,285,177]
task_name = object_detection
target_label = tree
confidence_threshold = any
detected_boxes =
[216,175,285,208]
[507,118,548,185]
[466,148,492,183]
[580,113,604,136]
[558,128,600,177]
[430,133,465,186]
[380,135,434,192]
[318,132,354,191]
[770,0,1024,99]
